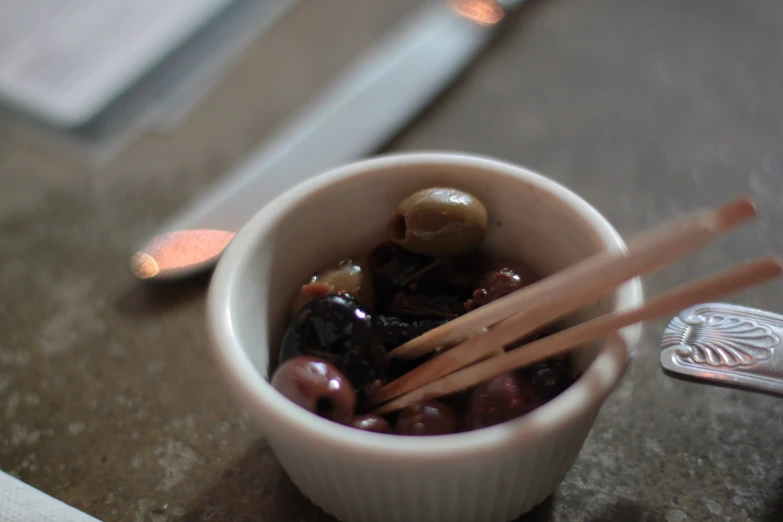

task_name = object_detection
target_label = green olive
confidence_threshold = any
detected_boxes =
[288,258,374,316]
[389,187,488,257]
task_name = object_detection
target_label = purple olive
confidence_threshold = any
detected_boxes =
[271,356,356,420]
[395,400,458,436]
[464,372,541,430]
[349,414,392,434]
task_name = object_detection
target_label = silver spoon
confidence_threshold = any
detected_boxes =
[130,0,529,282]
[661,302,783,396]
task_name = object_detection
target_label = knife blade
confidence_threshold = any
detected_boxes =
[131,0,524,281]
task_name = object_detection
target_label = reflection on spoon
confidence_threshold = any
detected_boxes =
[131,230,235,281]
[661,302,783,397]
[450,0,505,25]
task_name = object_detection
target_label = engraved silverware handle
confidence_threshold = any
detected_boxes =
[660,302,783,397]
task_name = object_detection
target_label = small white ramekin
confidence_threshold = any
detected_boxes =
[206,152,643,522]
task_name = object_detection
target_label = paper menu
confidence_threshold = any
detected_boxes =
[0,471,101,522]
[0,0,236,127]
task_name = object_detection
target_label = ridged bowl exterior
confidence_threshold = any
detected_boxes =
[207,153,643,522]
[264,411,597,522]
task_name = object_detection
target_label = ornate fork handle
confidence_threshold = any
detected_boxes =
[660,303,783,396]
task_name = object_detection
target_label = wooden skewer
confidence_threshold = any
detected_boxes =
[388,196,756,361]
[373,256,782,414]
[369,196,757,406]
[369,296,565,406]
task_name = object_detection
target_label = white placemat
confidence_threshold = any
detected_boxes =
[0,0,235,127]
[0,471,100,522]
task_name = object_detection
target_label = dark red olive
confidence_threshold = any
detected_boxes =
[465,262,538,311]
[528,362,574,402]
[271,356,356,420]
[464,372,541,430]
[279,294,388,396]
[395,400,458,436]
[349,414,392,434]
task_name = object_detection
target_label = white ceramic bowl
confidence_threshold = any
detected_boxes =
[207,152,643,522]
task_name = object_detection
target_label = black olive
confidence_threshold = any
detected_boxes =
[434,253,487,289]
[373,314,444,380]
[368,243,434,287]
[368,243,439,308]
[526,361,574,402]
[279,294,387,396]
[384,292,466,320]
[373,314,447,350]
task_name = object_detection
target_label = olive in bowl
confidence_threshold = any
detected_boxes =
[206,152,643,522]
[389,187,487,257]
[271,185,570,436]
[271,356,356,421]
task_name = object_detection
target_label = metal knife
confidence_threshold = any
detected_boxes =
[131,0,525,281]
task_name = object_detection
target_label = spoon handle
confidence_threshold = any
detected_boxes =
[132,0,522,281]
[661,302,783,397]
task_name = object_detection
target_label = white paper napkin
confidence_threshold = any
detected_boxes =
[0,471,101,522]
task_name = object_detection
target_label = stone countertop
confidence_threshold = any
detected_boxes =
[1,0,782,521]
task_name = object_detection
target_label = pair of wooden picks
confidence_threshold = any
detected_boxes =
[367,196,779,413]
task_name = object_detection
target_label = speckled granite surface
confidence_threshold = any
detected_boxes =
[1,0,782,521]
